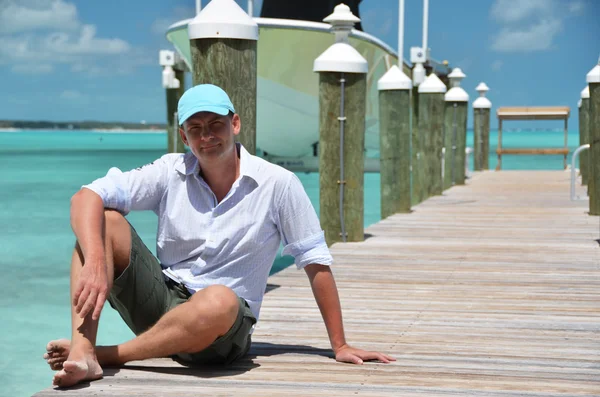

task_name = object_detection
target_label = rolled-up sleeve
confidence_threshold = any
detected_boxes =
[277,174,333,269]
[82,156,170,215]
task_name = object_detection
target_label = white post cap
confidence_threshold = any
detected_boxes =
[473,97,492,108]
[448,67,466,88]
[188,0,258,41]
[445,87,469,102]
[473,82,491,108]
[448,67,466,80]
[418,73,447,93]
[586,59,600,83]
[475,82,489,93]
[314,43,368,73]
[578,99,582,108]
[378,65,412,90]
[581,86,590,99]
[325,4,359,44]
[324,3,361,26]
[314,3,367,73]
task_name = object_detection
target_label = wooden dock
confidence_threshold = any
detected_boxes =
[35,171,600,396]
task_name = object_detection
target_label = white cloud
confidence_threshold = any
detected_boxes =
[0,0,134,75]
[491,60,503,71]
[492,18,562,52]
[491,0,554,23]
[568,0,585,14]
[489,0,581,52]
[11,63,54,74]
[0,30,129,62]
[46,25,129,55]
[0,0,79,34]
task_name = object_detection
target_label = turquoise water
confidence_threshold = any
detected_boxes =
[0,129,580,396]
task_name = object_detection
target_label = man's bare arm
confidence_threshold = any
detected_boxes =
[70,188,109,321]
[304,263,395,364]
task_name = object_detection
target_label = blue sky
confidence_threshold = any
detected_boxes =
[0,0,598,128]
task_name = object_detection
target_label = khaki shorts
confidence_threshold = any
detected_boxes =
[107,224,256,365]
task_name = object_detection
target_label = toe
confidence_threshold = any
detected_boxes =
[50,362,64,371]
[52,371,65,386]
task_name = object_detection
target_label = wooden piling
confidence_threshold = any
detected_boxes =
[318,72,366,244]
[418,74,447,198]
[579,91,590,185]
[313,4,367,245]
[473,108,491,171]
[191,39,257,154]
[188,2,258,154]
[378,66,412,218]
[166,68,186,153]
[443,69,469,189]
[473,83,492,171]
[588,82,600,216]
[443,101,468,188]
[411,85,424,205]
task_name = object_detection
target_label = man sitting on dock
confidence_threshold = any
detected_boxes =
[44,84,395,388]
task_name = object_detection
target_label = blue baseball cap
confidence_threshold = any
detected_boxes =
[177,84,236,125]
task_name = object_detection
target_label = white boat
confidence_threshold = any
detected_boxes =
[166,17,410,157]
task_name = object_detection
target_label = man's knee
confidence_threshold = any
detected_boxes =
[190,285,239,334]
[104,209,127,230]
[103,209,131,273]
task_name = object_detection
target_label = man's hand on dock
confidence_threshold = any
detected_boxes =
[334,344,396,365]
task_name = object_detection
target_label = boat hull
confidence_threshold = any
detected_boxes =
[167,18,409,157]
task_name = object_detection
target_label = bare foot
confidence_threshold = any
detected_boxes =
[52,350,103,388]
[44,339,71,370]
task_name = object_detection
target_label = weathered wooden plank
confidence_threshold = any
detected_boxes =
[34,171,600,396]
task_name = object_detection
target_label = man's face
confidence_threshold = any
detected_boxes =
[180,111,240,162]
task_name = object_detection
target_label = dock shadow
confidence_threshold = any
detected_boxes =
[247,342,334,360]
[52,367,121,392]
[53,382,92,392]
[122,359,260,379]
[52,368,121,391]
[265,283,280,294]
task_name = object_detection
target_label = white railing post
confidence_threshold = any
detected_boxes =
[571,144,591,200]
[465,147,473,178]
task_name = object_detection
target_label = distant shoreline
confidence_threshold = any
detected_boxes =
[0,127,165,133]
[0,120,167,131]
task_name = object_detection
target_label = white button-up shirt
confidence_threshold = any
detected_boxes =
[83,144,333,320]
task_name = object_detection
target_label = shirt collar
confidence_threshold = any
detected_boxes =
[174,143,260,183]
[175,152,200,176]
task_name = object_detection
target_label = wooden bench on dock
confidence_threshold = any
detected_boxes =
[496,107,570,170]
[34,171,600,396]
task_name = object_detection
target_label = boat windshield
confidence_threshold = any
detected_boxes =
[259,0,364,31]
